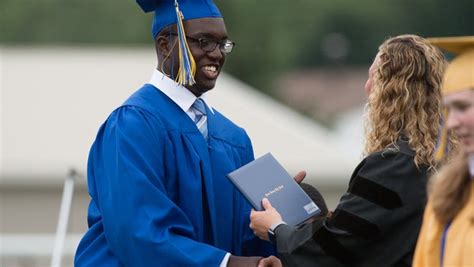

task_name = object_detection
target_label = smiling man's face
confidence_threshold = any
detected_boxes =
[159,17,228,96]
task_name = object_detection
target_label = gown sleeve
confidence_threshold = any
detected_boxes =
[88,106,226,266]
[275,148,428,267]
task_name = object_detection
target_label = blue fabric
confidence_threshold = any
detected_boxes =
[75,84,273,266]
[191,98,208,139]
[192,98,207,118]
[440,221,452,267]
[136,0,222,39]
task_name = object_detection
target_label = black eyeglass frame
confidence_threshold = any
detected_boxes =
[168,33,235,55]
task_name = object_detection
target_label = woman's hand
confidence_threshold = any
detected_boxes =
[249,198,283,241]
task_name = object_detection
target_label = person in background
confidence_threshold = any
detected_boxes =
[250,34,447,267]
[74,0,278,266]
[413,36,474,267]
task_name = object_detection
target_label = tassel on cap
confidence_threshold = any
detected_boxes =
[435,109,450,162]
[428,36,474,162]
[174,0,196,86]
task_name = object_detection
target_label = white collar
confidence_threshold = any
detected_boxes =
[149,69,214,114]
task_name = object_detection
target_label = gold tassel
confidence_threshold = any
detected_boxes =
[435,109,449,162]
[174,0,196,86]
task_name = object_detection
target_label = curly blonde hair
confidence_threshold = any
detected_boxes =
[364,34,447,169]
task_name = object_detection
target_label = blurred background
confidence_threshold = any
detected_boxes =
[0,0,472,266]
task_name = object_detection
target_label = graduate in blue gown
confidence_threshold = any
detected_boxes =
[74,1,277,266]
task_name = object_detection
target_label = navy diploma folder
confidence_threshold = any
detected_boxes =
[227,153,320,226]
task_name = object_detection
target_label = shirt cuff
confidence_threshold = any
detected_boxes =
[270,221,287,232]
[220,253,231,267]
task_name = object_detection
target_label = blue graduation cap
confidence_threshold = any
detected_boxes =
[136,0,222,39]
[136,0,223,86]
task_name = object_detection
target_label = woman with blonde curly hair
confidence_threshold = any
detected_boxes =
[249,34,446,267]
[413,36,474,267]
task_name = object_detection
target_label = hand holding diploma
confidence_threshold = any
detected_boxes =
[250,198,282,241]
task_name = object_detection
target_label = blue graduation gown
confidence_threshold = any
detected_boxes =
[75,85,273,266]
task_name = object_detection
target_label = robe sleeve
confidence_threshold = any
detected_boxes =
[276,149,428,266]
[89,106,226,266]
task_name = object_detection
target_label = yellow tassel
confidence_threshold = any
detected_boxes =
[174,1,196,86]
[435,109,449,162]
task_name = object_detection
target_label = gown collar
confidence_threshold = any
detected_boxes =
[149,69,214,115]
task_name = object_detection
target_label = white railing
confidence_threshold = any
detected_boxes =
[51,170,78,267]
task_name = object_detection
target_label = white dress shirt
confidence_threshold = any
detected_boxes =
[149,70,214,120]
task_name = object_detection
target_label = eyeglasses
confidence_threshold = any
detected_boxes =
[169,33,235,55]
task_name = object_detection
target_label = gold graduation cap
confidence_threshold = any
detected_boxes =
[428,36,474,95]
[428,36,474,161]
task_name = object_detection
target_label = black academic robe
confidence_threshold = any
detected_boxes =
[274,139,429,267]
